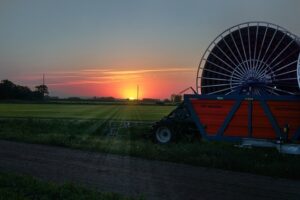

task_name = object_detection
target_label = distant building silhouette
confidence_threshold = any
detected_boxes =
[170,94,182,103]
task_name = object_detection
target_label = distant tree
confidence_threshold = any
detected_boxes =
[0,80,16,99]
[15,85,32,99]
[155,100,165,105]
[0,79,49,100]
[67,97,81,101]
[142,98,159,102]
[0,80,15,88]
[35,84,49,99]
[98,97,115,102]
[163,98,171,103]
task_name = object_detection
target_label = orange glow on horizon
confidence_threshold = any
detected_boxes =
[18,67,195,99]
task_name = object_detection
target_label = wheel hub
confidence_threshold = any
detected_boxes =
[156,127,172,144]
[230,59,274,94]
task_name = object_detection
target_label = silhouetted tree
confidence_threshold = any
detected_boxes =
[0,80,17,99]
[163,98,171,103]
[15,85,32,99]
[35,84,49,98]
[0,79,49,100]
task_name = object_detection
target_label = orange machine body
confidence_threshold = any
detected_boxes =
[185,95,300,141]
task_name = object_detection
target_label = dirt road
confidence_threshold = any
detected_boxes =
[0,140,299,200]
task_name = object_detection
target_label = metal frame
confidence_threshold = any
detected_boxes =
[184,94,300,142]
[196,21,300,96]
[297,53,300,89]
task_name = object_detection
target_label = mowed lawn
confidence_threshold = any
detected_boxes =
[0,103,175,121]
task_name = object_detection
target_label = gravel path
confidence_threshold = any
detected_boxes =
[0,140,299,200]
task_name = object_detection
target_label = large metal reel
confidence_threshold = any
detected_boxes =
[298,53,300,89]
[197,22,300,95]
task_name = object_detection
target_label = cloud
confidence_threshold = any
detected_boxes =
[102,67,194,75]
[48,79,122,86]
[80,69,112,72]
[15,66,194,86]
[46,73,142,86]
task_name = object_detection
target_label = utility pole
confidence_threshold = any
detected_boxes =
[137,85,139,101]
[42,74,45,97]
[43,74,45,86]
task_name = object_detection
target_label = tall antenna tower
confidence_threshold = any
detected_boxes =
[43,74,45,86]
[42,74,45,98]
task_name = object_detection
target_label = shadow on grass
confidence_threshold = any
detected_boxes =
[0,118,300,179]
[0,172,143,200]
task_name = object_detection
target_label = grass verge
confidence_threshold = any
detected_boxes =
[0,172,141,200]
[0,118,300,179]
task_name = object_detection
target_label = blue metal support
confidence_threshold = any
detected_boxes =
[259,100,282,139]
[292,127,300,141]
[216,99,242,137]
[184,96,208,139]
[248,100,253,137]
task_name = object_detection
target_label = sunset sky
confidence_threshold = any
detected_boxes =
[0,0,299,99]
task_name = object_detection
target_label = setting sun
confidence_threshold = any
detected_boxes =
[120,84,141,100]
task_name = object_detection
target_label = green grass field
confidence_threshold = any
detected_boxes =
[0,103,174,121]
[0,103,300,180]
[0,172,142,200]
[0,118,300,179]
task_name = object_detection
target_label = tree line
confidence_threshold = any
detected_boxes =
[0,80,49,100]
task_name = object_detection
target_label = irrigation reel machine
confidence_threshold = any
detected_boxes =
[153,22,300,152]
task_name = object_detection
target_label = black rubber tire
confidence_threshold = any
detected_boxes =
[153,125,175,144]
